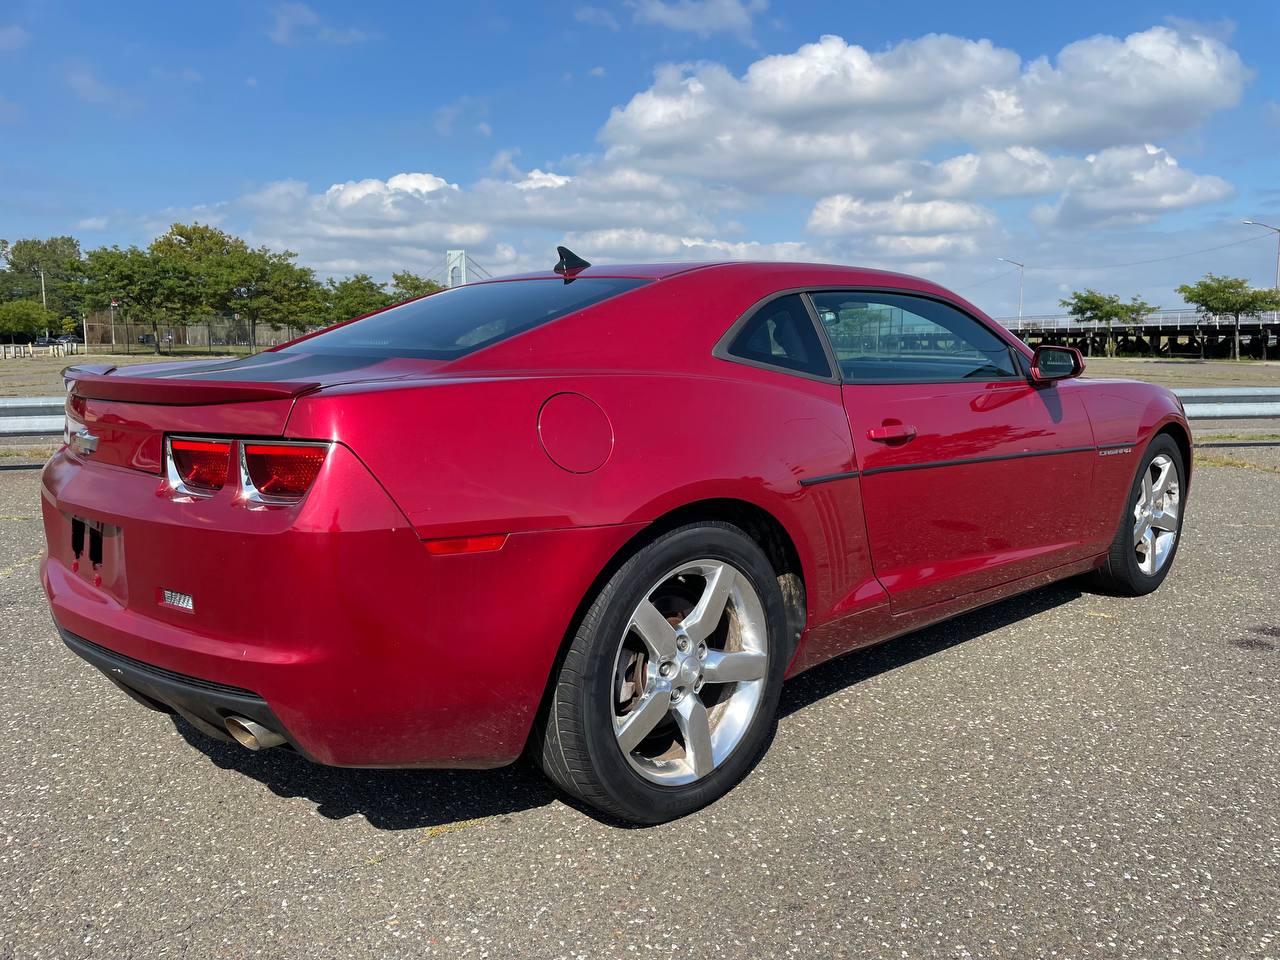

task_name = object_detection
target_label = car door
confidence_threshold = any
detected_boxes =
[809,290,1097,613]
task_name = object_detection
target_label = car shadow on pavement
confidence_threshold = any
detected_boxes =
[780,581,1083,718]
[175,720,556,830]
[175,580,1083,831]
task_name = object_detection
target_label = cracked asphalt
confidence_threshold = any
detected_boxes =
[1,454,1277,959]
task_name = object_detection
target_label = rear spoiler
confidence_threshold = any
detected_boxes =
[64,365,319,406]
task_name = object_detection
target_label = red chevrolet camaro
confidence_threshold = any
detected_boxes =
[41,253,1190,823]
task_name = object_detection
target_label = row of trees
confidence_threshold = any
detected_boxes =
[1060,275,1280,360]
[5,225,1278,357]
[0,225,443,348]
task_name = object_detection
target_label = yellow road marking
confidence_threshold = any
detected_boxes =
[419,817,487,842]
[0,551,42,579]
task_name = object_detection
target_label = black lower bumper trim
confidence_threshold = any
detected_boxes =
[59,627,300,753]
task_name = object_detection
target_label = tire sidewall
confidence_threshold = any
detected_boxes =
[578,524,789,823]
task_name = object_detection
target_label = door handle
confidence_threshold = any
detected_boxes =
[867,423,917,443]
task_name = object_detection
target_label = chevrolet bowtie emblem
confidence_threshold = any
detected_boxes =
[72,428,100,456]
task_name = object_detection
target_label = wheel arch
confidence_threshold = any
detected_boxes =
[636,498,808,643]
[1153,419,1192,491]
[523,497,808,757]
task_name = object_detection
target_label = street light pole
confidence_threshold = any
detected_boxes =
[997,257,1025,319]
[36,266,49,338]
[1242,220,1280,291]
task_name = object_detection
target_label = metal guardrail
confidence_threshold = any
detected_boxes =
[0,397,65,436]
[1172,388,1280,420]
[2,387,1279,439]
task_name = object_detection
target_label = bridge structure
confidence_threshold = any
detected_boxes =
[999,310,1280,360]
[427,250,493,288]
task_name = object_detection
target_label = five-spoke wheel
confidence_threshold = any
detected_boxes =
[1132,453,1180,576]
[613,560,769,785]
[1090,433,1186,596]
[534,521,787,824]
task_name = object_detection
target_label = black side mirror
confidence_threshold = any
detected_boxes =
[1030,344,1084,384]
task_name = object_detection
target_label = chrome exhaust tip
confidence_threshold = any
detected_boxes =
[225,716,286,751]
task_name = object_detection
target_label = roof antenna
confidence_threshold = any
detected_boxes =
[554,246,591,280]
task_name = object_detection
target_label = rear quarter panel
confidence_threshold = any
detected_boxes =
[285,365,883,639]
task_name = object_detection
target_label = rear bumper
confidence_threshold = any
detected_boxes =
[59,627,301,753]
[41,446,645,768]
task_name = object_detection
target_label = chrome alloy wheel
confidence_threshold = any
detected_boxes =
[1133,452,1180,576]
[611,560,769,786]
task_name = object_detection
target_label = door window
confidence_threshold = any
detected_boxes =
[810,292,1019,383]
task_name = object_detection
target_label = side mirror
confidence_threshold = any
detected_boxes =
[1030,344,1084,384]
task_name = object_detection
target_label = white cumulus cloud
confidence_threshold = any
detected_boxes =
[602,25,1247,203]
[808,193,996,236]
[631,0,767,42]
[152,21,1251,311]
[1032,145,1234,228]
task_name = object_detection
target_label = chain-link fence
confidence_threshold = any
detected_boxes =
[82,311,309,356]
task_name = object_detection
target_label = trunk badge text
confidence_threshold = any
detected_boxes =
[72,429,99,456]
[161,589,195,612]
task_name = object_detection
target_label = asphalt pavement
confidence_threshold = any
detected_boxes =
[1,457,1277,959]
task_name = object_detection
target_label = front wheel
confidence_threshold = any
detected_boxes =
[533,521,789,824]
[1087,433,1186,596]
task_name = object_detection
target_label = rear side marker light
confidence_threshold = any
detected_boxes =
[169,439,231,492]
[423,534,508,556]
[241,443,328,502]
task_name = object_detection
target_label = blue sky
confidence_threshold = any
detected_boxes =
[1,0,1278,316]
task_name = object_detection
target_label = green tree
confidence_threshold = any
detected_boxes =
[82,245,198,353]
[0,299,50,343]
[222,246,321,343]
[0,235,85,326]
[149,222,249,320]
[323,274,392,326]
[149,223,326,345]
[1059,289,1157,357]
[390,270,443,303]
[1176,274,1280,361]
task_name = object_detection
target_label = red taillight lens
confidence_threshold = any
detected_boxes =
[170,439,231,490]
[242,443,328,500]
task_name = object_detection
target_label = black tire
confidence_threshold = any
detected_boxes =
[1086,433,1186,596]
[533,521,789,824]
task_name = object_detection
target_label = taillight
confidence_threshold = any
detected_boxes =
[169,439,231,491]
[241,443,328,501]
[64,391,88,446]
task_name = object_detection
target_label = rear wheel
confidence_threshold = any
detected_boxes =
[1087,434,1185,596]
[534,522,788,824]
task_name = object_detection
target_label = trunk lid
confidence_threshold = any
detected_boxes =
[65,351,441,474]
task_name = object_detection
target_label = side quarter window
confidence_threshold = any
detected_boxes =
[722,293,832,379]
[810,292,1020,383]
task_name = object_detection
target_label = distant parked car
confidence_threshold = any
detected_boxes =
[137,333,155,345]
[34,336,56,347]
[57,334,84,344]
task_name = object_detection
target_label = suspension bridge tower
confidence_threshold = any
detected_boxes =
[445,250,468,288]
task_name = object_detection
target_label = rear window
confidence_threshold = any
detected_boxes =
[285,277,648,359]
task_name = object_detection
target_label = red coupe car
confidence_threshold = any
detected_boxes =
[41,252,1190,823]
